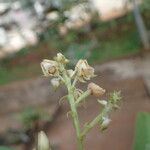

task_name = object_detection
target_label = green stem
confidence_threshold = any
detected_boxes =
[81,104,112,139]
[61,65,84,150]
[68,92,84,150]
[75,90,91,107]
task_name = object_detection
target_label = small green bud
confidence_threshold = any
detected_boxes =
[110,91,121,108]
[54,53,69,64]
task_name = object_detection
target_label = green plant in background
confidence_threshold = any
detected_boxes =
[0,146,14,150]
[17,108,51,129]
[40,53,121,150]
[134,112,150,150]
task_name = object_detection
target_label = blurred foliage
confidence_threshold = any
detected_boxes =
[0,147,14,150]
[1,0,149,85]
[134,112,150,150]
[0,64,41,85]
[0,11,141,85]
[17,108,51,129]
[140,0,150,28]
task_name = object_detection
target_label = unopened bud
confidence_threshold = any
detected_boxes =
[55,53,69,64]
[98,100,107,106]
[88,82,105,97]
[100,117,111,131]
[38,131,50,150]
[67,69,75,78]
[51,78,60,88]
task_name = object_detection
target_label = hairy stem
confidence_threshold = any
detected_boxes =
[75,90,91,107]
[68,91,84,150]
[81,104,113,139]
[62,65,84,150]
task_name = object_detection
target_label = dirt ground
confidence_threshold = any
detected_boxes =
[0,56,150,150]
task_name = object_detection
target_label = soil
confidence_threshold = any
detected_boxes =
[0,56,150,150]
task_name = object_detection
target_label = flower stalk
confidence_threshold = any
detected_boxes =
[40,53,121,150]
[75,90,91,107]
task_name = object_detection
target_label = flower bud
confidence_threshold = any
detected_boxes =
[67,69,75,78]
[55,53,69,64]
[98,100,108,106]
[75,59,95,82]
[37,131,50,150]
[41,59,59,76]
[88,82,105,97]
[51,78,60,88]
[100,117,111,131]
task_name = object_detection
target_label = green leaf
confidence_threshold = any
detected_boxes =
[134,112,150,150]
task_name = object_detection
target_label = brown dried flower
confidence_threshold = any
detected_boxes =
[88,82,105,97]
[75,59,95,82]
[41,59,59,76]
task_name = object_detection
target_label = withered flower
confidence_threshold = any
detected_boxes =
[75,59,95,82]
[88,82,105,97]
[41,59,59,76]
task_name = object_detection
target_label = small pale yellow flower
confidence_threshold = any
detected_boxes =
[75,59,95,82]
[88,82,105,97]
[41,59,59,76]
[38,131,50,150]
[54,53,69,64]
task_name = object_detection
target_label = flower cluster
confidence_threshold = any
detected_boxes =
[41,53,104,96]
[40,53,121,150]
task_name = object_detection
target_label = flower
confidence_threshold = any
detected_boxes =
[88,82,105,97]
[75,59,95,82]
[54,53,69,64]
[41,59,59,76]
[38,131,50,150]
[51,78,61,88]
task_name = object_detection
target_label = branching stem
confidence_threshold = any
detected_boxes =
[75,90,91,107]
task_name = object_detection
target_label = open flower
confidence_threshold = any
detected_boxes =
[75,59,95,82]
[41,59,59,76]
[37,131,50,150]
[54,53,69,64]
[88,82,105,97]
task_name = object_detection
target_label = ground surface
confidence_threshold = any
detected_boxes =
[0,55,150,150]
